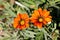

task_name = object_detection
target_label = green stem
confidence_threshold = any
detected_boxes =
[41,28,52,40]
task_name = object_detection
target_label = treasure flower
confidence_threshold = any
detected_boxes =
[13,13,29,30]
[30,8,52,29]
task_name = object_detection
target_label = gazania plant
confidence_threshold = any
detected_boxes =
[0,0,60,40]
[13,13,29,30]
[30,8,52,29]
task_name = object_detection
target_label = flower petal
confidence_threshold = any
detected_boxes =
[43,21,47,25]
[34,22,42,29]
[21,13,29,20]
[37,23,42,29]
[43,9,50,17]
[44,18,51,22]
[30,19,37,23]
[13,23,18,28]
[38,8,43,16]
[32,10,40,18]
[20,25,26,30]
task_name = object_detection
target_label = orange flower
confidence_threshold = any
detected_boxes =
[13,13,29,30]
[30,8,52,29]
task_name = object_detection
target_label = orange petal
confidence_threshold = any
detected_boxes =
[34,22,42,29]
[44,18,51,22]
[47,16,52,18]
[43,21,47,25]
[38,8,43,16]
[16,25,20,29]
[25,20,29,24]
[37,23,42,29]
[30,17,38,21]
[17,13,21,20]
[24,18,29,23]
[43,9,50,17]
[13,17,20,28]
[26,24,29,28]
[14,14,21,22]
[31,19,37,23]
[30,10,39,22]
[14,17,20,22]
[13,23,18,28]
[32,10,40,17]
[21,13,29,20]
[19,25,26,30]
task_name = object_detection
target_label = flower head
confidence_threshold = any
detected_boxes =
[13,13,29,30]
[30,8,52,29]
